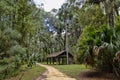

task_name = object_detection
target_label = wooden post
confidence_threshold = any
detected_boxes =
[53,58,54,64]
[58,58,60,65]
[47,58,48,64]
[50,58,51,64]
[51,57,53,64]
[62,57,63,65]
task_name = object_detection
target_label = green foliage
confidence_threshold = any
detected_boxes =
[78,5,106,27]
[77,24,120,72]
[4,28,22,39]
[0,0,48,79]
[0,63,20,80]
[0,0,120,79]
[5,65,45,80]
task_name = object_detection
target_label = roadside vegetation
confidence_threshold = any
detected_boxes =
[5,65,45,80]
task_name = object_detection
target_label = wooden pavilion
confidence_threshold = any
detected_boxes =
[46,50,74,65]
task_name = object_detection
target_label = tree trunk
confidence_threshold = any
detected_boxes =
[109,0,114,28]
[66,24,69,64]
[104,0,114,28]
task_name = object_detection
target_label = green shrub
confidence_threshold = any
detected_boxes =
[77,24,120,73]
[0,63,20,80]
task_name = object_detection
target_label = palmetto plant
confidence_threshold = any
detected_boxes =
[77,24,120,76]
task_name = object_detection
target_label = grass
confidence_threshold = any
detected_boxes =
[52,64,90,79]
[5,65,46,80]
[21,65,45,80]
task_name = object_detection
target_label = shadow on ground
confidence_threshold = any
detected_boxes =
[76,70,119,80]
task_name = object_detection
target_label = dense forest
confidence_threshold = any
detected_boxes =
[0,0,120,79]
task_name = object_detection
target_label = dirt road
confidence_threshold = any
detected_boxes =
[36,63,76,80]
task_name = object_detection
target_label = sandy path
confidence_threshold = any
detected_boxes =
[36,63,76,80]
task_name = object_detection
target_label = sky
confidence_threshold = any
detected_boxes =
[34,0,66,12]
